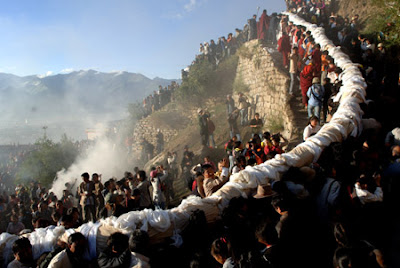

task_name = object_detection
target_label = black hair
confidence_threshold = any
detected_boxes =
[107,232,129,253]
[211,238,231,260]
[52,211,61,221]
[60,214,73,224]
[68,232,86,246]
[263,132,271,139]
[234,141,242,149]
[137,170,147,181]
[334,67,343,74]
[247,158,257,166]
[67,207,79,215]
[129,230,149,254]
[81,172,89,179]
[12,238,32,254]
[271,196,289,212]
[201,164,213,170]
[309,116,319,124]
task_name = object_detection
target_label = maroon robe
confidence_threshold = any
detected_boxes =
[312,48,322,77]
[278,34,291,67]
[257,11,270,40]
[300,64,314,105]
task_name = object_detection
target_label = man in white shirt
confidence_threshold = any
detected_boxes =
[353,174,383,205]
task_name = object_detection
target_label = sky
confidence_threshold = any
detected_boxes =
[0,0,286,79]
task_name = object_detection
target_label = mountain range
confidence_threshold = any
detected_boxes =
[0,70,178,143]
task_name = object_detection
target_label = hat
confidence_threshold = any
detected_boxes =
[253,184,277,199]
[312,77,320,84]
[197,108,203,114]
[377,43,384,48]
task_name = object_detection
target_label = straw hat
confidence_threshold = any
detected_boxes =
[312,77,320,84]
[253,184,277,199]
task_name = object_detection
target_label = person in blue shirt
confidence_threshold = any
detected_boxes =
[307,77,325,122]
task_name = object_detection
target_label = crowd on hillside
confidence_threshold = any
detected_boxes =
[141,82,179,118]
[0,2,399,267]
[188,9,283,74]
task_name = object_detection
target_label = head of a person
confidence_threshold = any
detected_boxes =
[202,164,215,179]
[81,172,90,183]
[38,201,47,212]
[68,232,86,255]
[357,174,371,190]
[263,132,271,141]
[129,230,149,255]
[392,145,400,160]
[56,200,63,210]
[60,214,74,229]
[204,156,211,163]
[231,136,238,142]
[254,113,260,120]
[67,207,80,223]
[271,134,281,146]
[234,141,243,150]
[11,214,19,224]
[271,196,289,215]
[309,116,319,127]
[92,173,99,183]
[52,211,61,223]
[12,238,33,263]
[63,190,69,197]
[107,232,129,254]
[137,171,147,182]
[210,238,231,264]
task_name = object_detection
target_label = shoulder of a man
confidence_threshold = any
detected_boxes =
[48,249,70,268]
[7,259,22,268]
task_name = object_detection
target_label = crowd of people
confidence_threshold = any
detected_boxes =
[0,1,399,267]
[141,82,179,118]
[191,9,282,73]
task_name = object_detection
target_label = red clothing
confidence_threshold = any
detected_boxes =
[298,38,305,59]
[278,34,291,66]
[300,64,314,104]
[257,12,270,40]
[271,146,284,154]
[312,48,322,76]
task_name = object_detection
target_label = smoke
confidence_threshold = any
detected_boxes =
[50,136,133,198]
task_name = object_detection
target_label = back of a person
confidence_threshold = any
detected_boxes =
[47,249,72,268]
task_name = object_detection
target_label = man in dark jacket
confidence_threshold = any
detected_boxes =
[98,232,131,268]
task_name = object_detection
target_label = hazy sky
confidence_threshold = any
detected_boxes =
[0,0,286,79]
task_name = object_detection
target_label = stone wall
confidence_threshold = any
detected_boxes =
[131,117,179,155]
[234,40,297,139]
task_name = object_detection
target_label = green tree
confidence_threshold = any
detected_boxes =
[367,0,400,46]
[15,135,79,187]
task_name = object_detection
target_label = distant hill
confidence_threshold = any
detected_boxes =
[0,70,177,119]
[0,70,178,143]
